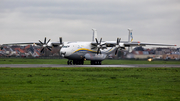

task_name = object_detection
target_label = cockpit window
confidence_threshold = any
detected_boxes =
[63,46,70,48]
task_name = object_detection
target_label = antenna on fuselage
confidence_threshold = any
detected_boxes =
[92,28,98,42]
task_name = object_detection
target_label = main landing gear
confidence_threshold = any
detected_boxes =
[67,60,102,65]
[67,60,84,65]
[90,60,102,65]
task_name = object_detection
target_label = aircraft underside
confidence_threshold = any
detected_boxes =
[65,52,106,65]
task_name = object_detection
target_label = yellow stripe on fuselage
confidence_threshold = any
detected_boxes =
[73,47,114,54]
[108,47,114,52]
[73,48,97,53]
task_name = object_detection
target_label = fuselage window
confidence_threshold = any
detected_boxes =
[62,46,70,48]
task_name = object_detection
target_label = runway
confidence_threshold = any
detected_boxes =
[0,64,180,68]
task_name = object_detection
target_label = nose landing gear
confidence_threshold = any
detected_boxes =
[67,60,84,65]
[67,60,72,65]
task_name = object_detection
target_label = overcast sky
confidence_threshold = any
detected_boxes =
[0,0,180,48]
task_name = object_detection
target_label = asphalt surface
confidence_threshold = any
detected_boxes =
[0,64,180,68]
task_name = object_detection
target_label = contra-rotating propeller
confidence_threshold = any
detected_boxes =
[115,38,121,55]
[39,37,51,53]
[95,38,103,54]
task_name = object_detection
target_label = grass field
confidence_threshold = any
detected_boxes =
[0,58,180,64]
[0,58,180,101]
[0,68,180,101]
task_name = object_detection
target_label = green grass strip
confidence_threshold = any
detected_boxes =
[0,67,180,101]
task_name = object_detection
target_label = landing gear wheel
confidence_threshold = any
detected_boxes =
[67,61,70,65]
[67,60,73,65]
[98,61,101,65]
[91,61,102,65]
[70,61,72,65]
[72,60,84,65]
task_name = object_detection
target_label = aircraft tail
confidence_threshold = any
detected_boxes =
[92,28,98,42]
[128,28,133,52]
[128,28,133,42]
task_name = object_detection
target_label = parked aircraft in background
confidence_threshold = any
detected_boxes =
[1,28,176,65]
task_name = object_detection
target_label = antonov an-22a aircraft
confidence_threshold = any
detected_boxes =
[3,29,176,65]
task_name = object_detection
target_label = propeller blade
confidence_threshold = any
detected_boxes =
[100,38,102,44]
[117,38,119,45]
[39,40,43,45]
[47,46,52,51]
[40,48,45,53]
[97,48,100,54]
[115,49,118,55]
[115,38,122,55]
[59,37,62,44]
[46,39,51,44]
[91,47,96,49]
[97,48,102,54]
[44,37,46,44]
[95,38,98,44]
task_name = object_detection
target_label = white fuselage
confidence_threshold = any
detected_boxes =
[60,42,115,60]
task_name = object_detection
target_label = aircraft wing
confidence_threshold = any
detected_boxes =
[2,42,61,47]
[123,42,176,47]
[91,41,176,47]
[2,37,63,47]
[3,42,41,46]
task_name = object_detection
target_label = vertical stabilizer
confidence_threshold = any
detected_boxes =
[128,28,133,43]
[92,28,98,42]
[127,28,133,52]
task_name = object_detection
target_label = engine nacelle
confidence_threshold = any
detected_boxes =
[85,53,107,61]
[119,43,124,47]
